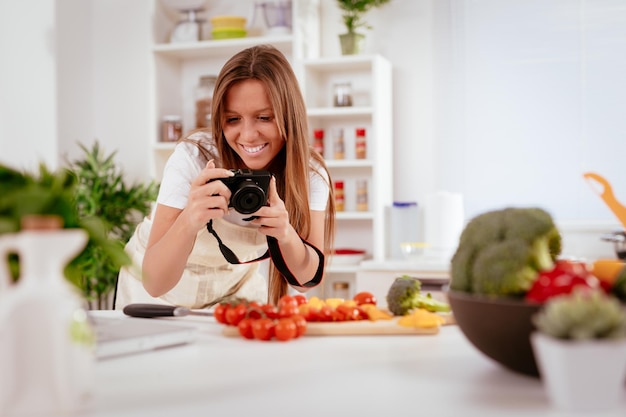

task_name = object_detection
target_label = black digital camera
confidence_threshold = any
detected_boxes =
[209,169,272,214]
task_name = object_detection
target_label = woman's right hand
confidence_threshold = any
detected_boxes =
[183,160,235,230]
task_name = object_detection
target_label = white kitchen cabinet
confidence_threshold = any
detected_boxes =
[148,0,320,180]
[299,55,393,297]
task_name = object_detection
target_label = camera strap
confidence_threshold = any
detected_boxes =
[206,219,324,288]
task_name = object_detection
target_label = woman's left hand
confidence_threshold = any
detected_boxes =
[251,176,295,242]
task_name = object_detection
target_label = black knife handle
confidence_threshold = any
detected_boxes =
[123,303,179,318]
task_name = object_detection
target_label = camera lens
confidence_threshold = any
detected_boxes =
[231,183,267,214]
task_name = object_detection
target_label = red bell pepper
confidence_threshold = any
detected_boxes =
[525,259,601,303]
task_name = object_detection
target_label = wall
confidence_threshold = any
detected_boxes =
[0,0,622,260]
[0,0,152,183]
[432,0,626,227]
[0,0,58,171]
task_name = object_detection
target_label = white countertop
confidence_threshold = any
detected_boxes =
[84,311,625,417]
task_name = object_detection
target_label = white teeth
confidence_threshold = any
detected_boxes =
[243,144,265,153]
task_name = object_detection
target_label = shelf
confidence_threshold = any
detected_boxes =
[335,211,374,220]
[152,36,293,59]
[302,55,379,71]
[325,159,373,169]
[307,107,373,118]
[326,264,361,273]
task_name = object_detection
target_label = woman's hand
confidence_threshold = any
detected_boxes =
[251,176,296,243]
[183,160,235,231]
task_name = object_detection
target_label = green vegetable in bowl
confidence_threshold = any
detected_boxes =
[386,275,450,316]
[532,287,626,340]
[450,207,562,296]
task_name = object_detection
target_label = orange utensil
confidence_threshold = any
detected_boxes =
[583,172,626,230]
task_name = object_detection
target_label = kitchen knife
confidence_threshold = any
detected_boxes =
[123,303,213,318]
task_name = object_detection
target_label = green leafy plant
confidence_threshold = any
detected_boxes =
[0,161,130,293]
[0,141,159,309]
[532,288,626,340]
[336,0,392,34]
[67,141,159,308]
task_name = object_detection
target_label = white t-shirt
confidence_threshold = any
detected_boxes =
[157,138,329,225]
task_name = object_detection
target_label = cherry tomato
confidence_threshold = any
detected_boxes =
[353,291,377,306]
[278,295,298,310]
[261,304,279,320]
[247,306,264,320]
[318,306,334,322]
[278,305,299,319]
[525,260,600,303]
[304,307,320,322]
[237,318,255,339]
[226,303,248,326]
[274,318,297,341]
[339,304,362,321]
[290,314,307,337]
[356,306,369,320]
[331,308,345,322]
[214,303,229,324]
[293,294,307,306]
[252,318,275,341]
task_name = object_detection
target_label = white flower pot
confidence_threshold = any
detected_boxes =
[531,332,626,412]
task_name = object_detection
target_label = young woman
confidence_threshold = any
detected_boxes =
[116,45,335,309]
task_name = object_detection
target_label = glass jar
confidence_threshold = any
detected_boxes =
[333,128,345,160]
[332,281,350,300]
[195,75,217,129]
[313,128,324,156]
[389,201,419,260]
[355,127,367,159]
[161,115,182,142]
[356,179,368,212]
[333,82,353,107]
[334,180,345,212]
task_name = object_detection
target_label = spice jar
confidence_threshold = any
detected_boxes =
[355,128,367,159]
[195,75,217,129]
[334,181,345,212]
[332,281,350,300]
[313,129,324,156]
[161,115,182,142]
[333,82,353,107]
[356,179,368,212]
[333,128,345,160]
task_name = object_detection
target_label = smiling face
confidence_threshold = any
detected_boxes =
[222,79,285,170]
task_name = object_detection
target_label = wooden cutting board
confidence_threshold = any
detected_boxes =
[222,314,455,337]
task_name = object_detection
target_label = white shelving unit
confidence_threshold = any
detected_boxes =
[149,2,392,299]
[300,55,393,297]
[149,0,320,180]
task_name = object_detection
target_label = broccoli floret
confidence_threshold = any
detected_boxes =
[471,239,539,295]
[450,206,562,296]
[386,275,451,316]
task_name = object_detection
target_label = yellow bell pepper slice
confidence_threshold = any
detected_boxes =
[398,309,446,328]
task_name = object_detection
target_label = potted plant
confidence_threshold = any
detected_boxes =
[336,0,392,55]
[67,141,159,309]
[0,141,159,309]
[531,287,626,411]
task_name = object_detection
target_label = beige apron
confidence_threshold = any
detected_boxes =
[115,217,268,310]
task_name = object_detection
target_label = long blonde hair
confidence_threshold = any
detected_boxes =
[210,44,335,304]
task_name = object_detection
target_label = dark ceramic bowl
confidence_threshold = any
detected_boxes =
[447,290,542,377]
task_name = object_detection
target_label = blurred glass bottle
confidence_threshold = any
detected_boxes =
[195,75,217,129]
[313,128,325,156]
[333,128,345,160]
